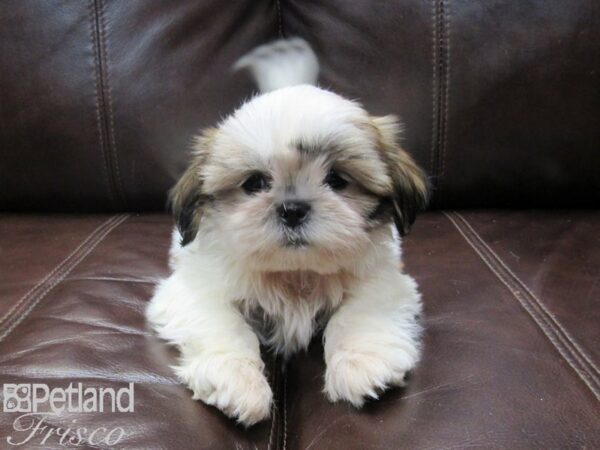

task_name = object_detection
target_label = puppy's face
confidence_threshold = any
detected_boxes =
[172,86,428,273]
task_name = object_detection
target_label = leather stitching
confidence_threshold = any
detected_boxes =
[0,215,123,328]
[282,369,288,450]
[430,0,450,203]
[276,0,284,38]
[447,211,600,398]
[429,0,439,178]
[267,354,279,450]
[98,0,126,208]
[445,211,600,400]
[89,0,114,205]
[91,0,126,209]
[0,215,129,343]
[439,0,450,180]
[63,275,156,284]
[454,212,600,379]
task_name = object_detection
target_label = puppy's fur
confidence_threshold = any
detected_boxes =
[147,38,429,426]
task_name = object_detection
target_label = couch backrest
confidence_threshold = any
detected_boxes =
[1,0,598,212]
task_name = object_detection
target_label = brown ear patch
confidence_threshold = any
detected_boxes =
[370,115,430,236]
[169,129,217,246]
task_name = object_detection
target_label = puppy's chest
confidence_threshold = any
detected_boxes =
[238,271,349,332]
[256,271,345,304]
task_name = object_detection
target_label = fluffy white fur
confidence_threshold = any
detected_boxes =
[233,37,319,92]
[147,39,425,426]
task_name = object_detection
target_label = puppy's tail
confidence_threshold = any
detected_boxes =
[233,38,319,93]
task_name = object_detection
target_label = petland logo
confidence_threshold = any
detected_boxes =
[2,383,134,447]
[3,383,135,413]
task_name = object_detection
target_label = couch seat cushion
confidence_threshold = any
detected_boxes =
[0,212,598,449]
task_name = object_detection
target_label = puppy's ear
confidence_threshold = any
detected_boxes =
[169,129,216,246]
[371,115,430,236]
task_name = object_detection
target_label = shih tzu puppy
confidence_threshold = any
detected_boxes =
[147,38,429,426]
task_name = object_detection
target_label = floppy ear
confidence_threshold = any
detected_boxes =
[371,115,430,236]
[169,130,215,246]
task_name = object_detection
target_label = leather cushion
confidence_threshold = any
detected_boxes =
[1,1,599,211]
[0,212,598,448]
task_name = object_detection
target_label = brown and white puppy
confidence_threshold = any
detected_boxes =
[147,38,429,426]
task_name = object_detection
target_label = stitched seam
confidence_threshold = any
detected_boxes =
[0,215,129,343]
[89,0,114,205]
[0,215,129,344]
[92,0,125,209]
[444,211,600,400]
[430,0,449,203]
[454,212,600,379]
[98,0,126,208]
[0,215,122,328]
[267,354,279,450]
[434,0,444,183]
[63,276,156,284]
[448,211,600,396]
[282,370,287,450]
[429,0,439,178]
[276,0,284,38]
[439,0,450,180]
[445,211,600,400]
[434,0,449,198]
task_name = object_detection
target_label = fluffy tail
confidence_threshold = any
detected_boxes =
[233,38,319,93]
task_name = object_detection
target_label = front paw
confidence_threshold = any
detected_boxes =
[324,343,419,407]
[175,355,273,426]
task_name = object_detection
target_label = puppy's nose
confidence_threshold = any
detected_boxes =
[277,201,311,228]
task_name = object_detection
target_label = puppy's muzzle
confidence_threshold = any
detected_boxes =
[277,200,311,228]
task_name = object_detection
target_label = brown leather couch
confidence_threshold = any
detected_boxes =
[1,1,598,449]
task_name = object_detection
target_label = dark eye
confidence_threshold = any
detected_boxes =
[242,172,271,194]
[324,169,349,190]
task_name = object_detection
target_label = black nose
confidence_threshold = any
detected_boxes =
[277,201,311,228]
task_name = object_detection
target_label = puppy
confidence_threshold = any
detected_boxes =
[147,38,429,426]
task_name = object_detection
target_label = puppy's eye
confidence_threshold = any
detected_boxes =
[324,169,349,190]
[242,172,271,194]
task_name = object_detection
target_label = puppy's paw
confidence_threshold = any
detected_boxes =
[175,355,273,426]
[324,343,419,407]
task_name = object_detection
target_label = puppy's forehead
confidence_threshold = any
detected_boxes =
[204,85,394,195]
[219,85,374,159]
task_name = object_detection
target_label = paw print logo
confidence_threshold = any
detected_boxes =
[3,384,31,412]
